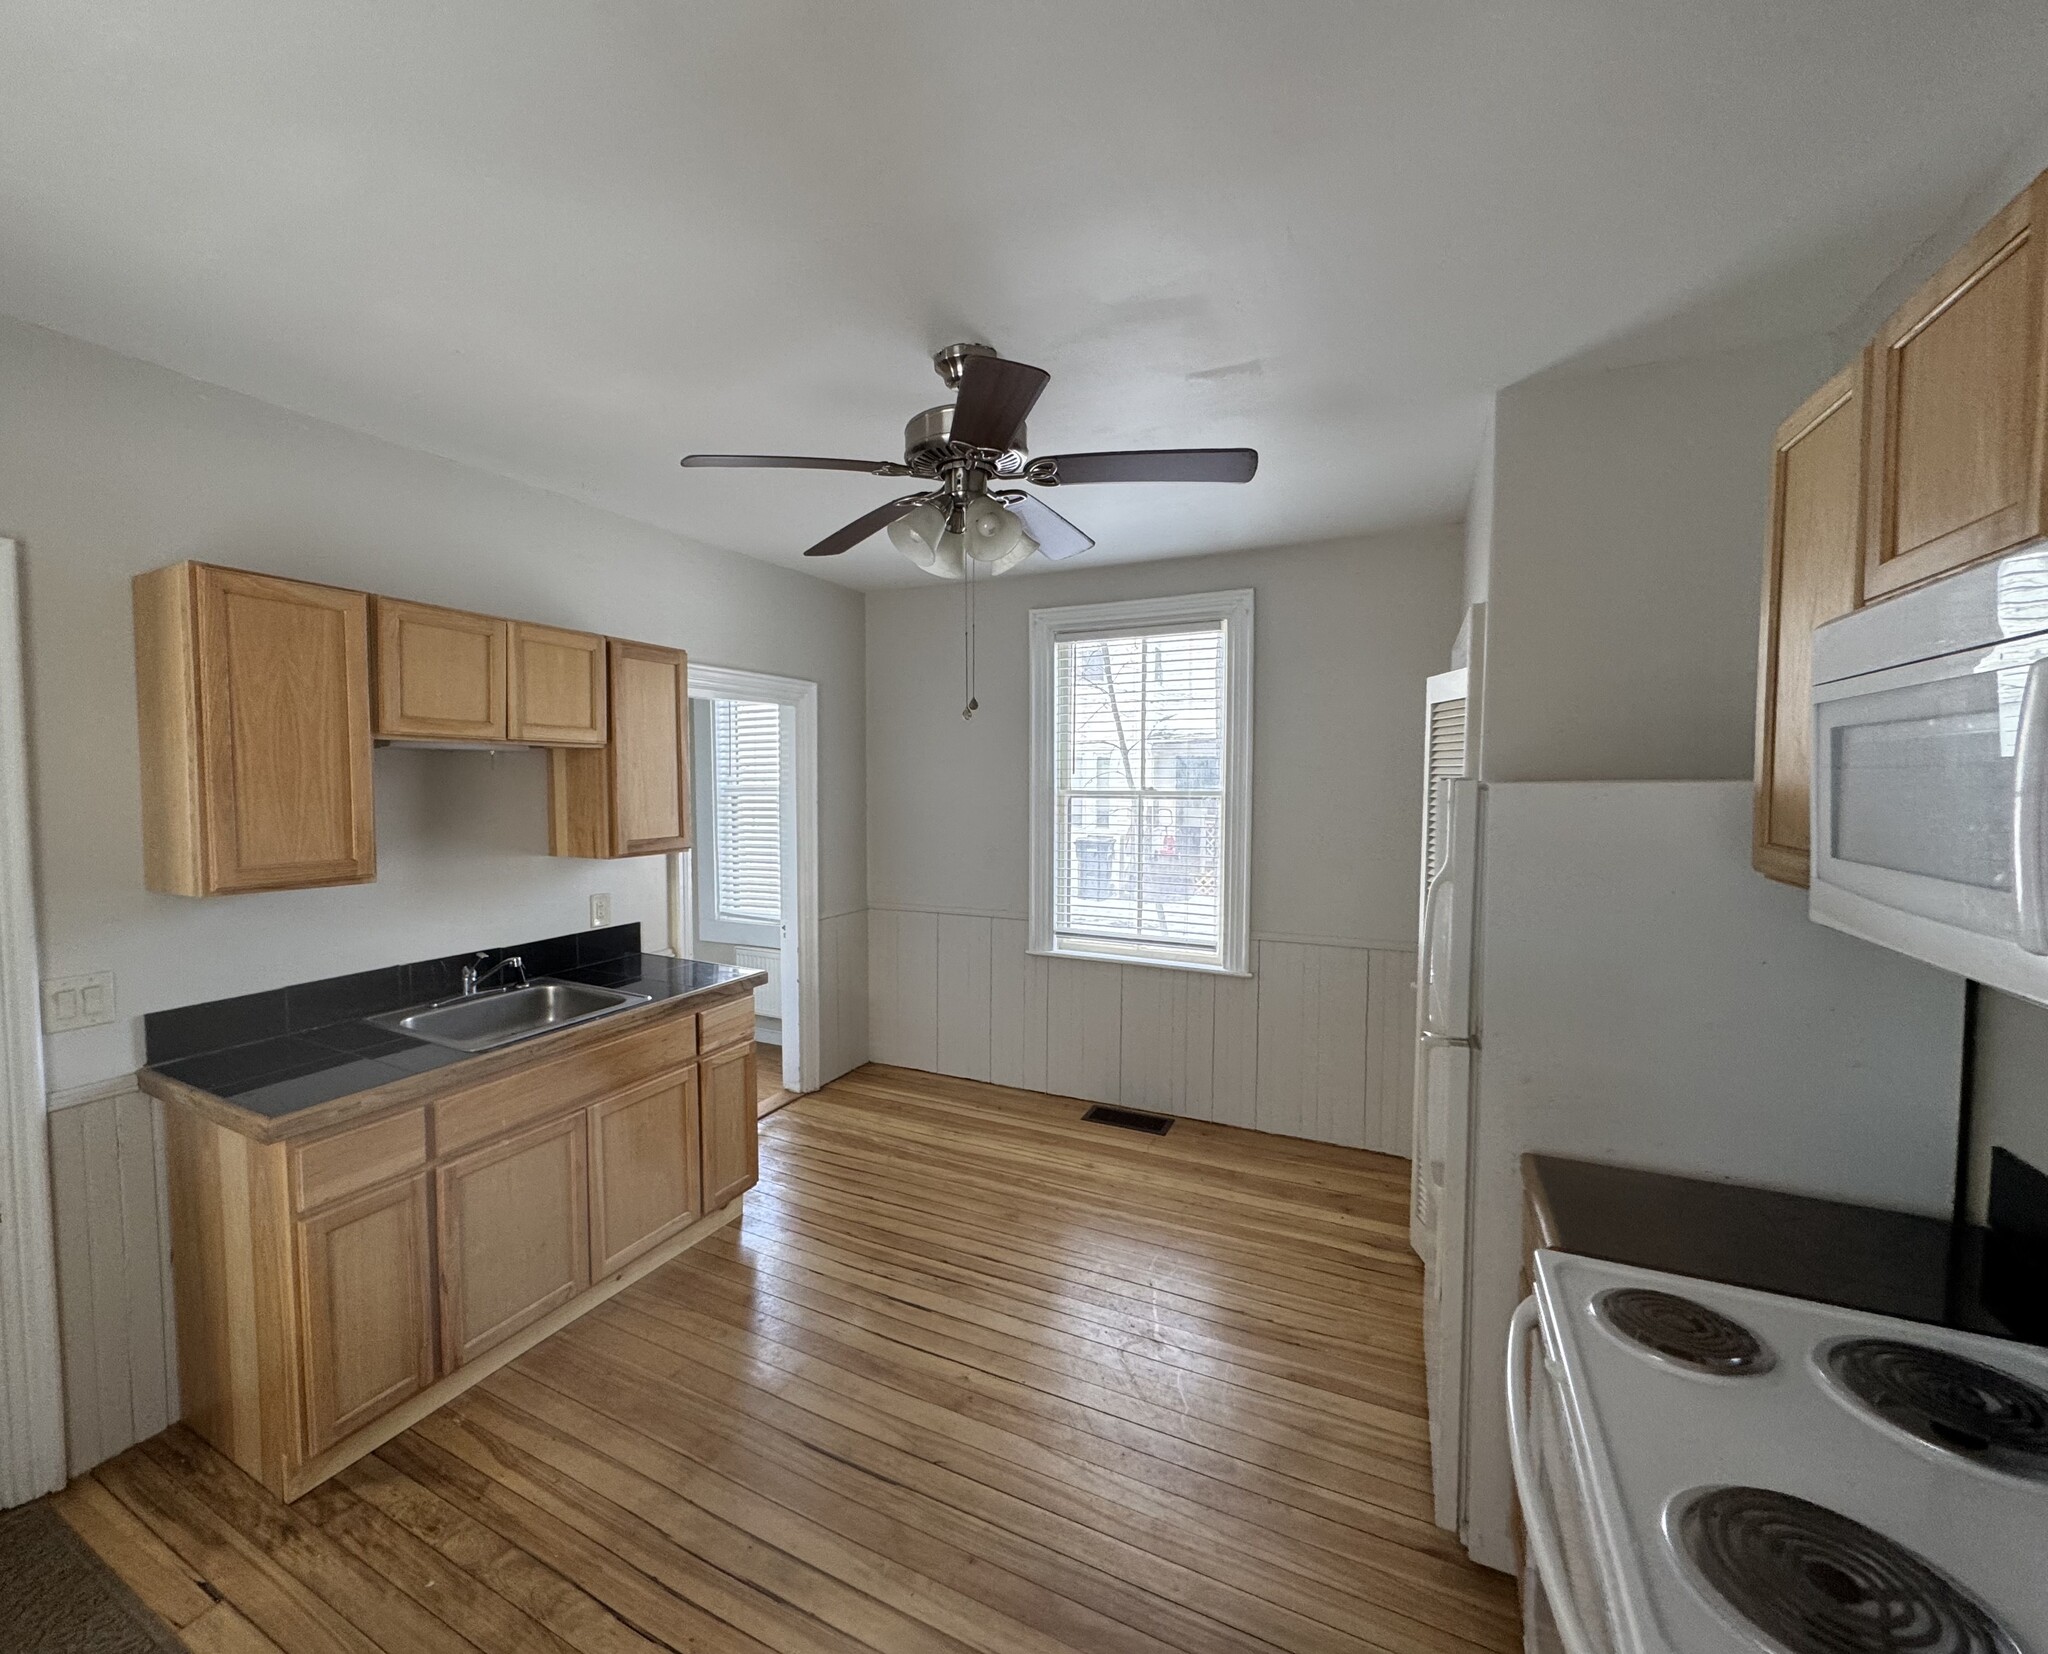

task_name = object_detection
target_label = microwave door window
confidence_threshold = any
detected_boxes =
[1830,671,2014,891]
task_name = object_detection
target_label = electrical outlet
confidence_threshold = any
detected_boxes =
[42,970,116,1033]
[589,892,613,927]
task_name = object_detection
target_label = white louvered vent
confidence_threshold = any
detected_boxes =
[1422,696,1467,886]
[712,699,782,924]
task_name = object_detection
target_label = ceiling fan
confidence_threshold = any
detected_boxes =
[680,343,1257,577]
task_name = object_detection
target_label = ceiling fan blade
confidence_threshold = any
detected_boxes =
[802,494,931,558]
[1039,448,1258,485]
[1008,494,1095,562]
[949,355,1050,452]
[681,453,903,473]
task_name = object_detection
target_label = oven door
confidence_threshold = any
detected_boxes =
[1812,636,2048,972]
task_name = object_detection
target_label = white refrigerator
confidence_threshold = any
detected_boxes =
[1414,778,1967,1572]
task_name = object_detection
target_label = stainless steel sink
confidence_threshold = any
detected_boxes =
[368,980,651,1053]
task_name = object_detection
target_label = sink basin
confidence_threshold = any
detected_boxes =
[368,980,652,1053]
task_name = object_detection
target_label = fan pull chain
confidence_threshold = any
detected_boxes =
[962,556,979,720]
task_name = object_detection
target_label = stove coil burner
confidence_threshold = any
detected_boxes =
[1824,1339,2048,1482]
[1593,1287,1776,1376]
[1675,1486,2021,1654]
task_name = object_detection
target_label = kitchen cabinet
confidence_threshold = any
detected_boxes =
[1753,359,1866,886]
[1862,169,2048,601]
[548,638,691,858]
[588,1070,702,1275]
[372,596,509,741]
[510,621,609,746]
[295,1174,435,1454]
[435,1111,590,1370]
[133,562,376,895]
[699,1037,759,1211]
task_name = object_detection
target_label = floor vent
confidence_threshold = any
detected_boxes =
[1082,1105,1174,1136]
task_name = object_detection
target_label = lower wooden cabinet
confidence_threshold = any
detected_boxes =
[435,1112,591,1370]
[700,1039,760,1211]
[589,1070,702,1275]
[295,1173,435,1454]
[156,994,759,1500]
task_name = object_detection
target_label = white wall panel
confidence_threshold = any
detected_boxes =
[1045,959,1122,1106]
[935,914,993,1083]
[819,909,869,1084]
[1365,949,1418,1155]
[46,1084,177,1475]
[865,910,1413,1152]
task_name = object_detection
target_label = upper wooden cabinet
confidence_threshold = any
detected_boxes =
[510,622,608,746]
[548,639,691,858]
[134,562,376,896]
[1753,360,1867,886]
[372,596,509,741]
[1863,170,2048,601]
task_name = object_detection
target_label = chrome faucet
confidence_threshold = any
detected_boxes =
[461,952,527,996]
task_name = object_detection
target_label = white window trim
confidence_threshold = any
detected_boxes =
[690,698,786,949]
[1028,588,1254,976]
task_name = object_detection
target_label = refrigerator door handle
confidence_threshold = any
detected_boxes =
[1418,858,1456,1037]
[1419,1030,1474,1048]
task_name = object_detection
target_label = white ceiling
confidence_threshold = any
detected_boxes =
[3,3,2046,589]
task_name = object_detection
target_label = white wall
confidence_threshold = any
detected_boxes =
[0,317,869,1094]
[864,528,1461,1150]
[1478,334,1838,782]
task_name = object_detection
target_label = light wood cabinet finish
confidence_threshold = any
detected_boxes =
[549,638,691,858]
[1753,360,1867,886]
[700,1039,760,1211]
[371,596,509,741]
[158,989,757,1499]
[698,994,755,1056]
[1863,170,2048,601]
[134,563,375,896]
[509,622,608,746]
[588,1070,702,1276]
[434,1112,590,1370]
[294,1173,434,1454]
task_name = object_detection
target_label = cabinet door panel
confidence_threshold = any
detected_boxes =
[436,1113,589,1370]
[1865,173,2048,599]
[510,623,608,746]
[1754,361,1865,886]
[296,1174,434,1454]
[373,597,508,740]
[700,1043,759,1211]
[615,645,690,853]
[589,1070,701,1277]
[196,567,375,891]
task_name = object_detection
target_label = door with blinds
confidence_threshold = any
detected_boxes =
[1412,666,1471,1258]
[691,697,787,960]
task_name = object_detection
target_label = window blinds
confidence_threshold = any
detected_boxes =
[1053,624,1226,953]
[712,699,782,924]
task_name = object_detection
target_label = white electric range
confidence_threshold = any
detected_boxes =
[1512,1250,2048,1654]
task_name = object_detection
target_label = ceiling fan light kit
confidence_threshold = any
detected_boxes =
[680,343,1259,577]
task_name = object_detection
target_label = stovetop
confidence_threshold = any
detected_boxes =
[1533,1251,2048,1654]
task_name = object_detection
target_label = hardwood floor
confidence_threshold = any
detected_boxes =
[54,1063,1520,1654]
[756,1041,794,1119]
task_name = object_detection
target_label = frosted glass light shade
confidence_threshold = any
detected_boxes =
[886,501,950,572]
[962,496,1029,565]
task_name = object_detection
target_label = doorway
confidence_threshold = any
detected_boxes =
[684,665,819,1110]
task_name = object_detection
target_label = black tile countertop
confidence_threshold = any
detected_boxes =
[1525,1153,2047,1346]
[143,928,762,1132]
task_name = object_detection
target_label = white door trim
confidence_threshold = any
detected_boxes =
[688,664,821,1096]
[0,538,66,1505]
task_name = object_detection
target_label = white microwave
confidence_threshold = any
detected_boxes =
[1810,545,2048,1004]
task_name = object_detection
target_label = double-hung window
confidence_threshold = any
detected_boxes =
[694,697,784,945]
[1029,590,1253,974]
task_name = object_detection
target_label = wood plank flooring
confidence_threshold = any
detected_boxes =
[55,1063,1519,1654]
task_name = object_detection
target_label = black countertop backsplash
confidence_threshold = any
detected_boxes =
[143,924,761,1121]
[1527,1152,2048,1347]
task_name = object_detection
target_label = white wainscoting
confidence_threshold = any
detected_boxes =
[818,908,870,1086]
[44,1079,178,1475]
[868,908,1416,1154]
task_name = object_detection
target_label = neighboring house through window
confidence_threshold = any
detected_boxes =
[1028,589,1253,974]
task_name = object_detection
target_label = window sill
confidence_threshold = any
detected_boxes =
[1027,944,1252,978]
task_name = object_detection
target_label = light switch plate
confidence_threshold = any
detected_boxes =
[589,892,613,927]
[42,970,116,1033]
